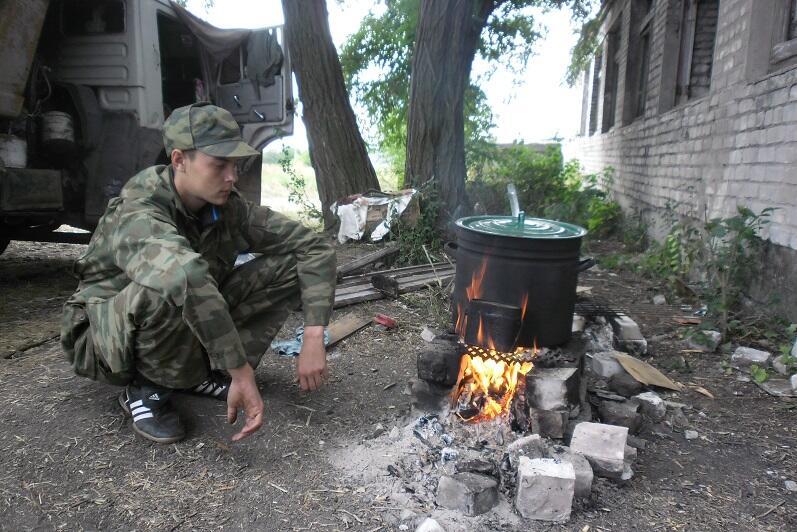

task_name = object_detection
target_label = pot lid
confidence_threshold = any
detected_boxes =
[456,215,587,239]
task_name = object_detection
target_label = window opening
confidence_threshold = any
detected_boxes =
[602,18,621,133]
[625,0,654,122]
[790,0,797,40]
[589,52,602,135]
[676,0,719,104]
[157,13,203,116]
[62,0,125,36]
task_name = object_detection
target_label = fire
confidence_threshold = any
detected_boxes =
[455,258,488,337]
[451,346,535,423]
[451,256,537,422]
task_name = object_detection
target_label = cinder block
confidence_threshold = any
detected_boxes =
[436,473,498,516]
[515,457,575,522]
[525,367,581,411]
[569,422,628,480]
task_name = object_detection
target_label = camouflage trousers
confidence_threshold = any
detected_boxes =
[65,254,300,389]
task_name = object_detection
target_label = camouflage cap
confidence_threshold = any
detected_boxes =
[162,102,259,159]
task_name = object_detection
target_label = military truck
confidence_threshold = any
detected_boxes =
[0,0,294,255]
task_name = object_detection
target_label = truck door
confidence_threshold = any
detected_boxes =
[214,27,294,151]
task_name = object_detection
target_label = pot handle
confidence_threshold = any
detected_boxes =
[444,241,458,254]
[576,257,596,272]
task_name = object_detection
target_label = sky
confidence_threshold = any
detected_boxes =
[184,0,586,151]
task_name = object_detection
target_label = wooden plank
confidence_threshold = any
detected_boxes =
[336,267,454,298]
[333,289,384,308]
[338,262,453,285]
[326,313,372,346]
[336,245,399,277]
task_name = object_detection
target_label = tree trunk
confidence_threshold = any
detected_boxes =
[405,0,496,228]
[282,0,381,230]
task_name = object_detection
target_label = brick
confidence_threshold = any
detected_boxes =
[515,457,575,522]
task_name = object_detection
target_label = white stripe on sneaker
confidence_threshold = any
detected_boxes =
[212,387,224,397]
[129,399,143,409]
[131,406,149,417]
[133,412,154,421]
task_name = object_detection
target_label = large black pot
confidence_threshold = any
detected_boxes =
[451,216,594,349]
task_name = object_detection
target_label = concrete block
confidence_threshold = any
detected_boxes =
[633,391,666,422]
[417,342,461,385]
[507,434,545,456]
[772,355,792,376]
[791,374,797,392]
[531,408,569,439]
[515,457,575,522]
[731,346,771,368]
[569,422,628,480]
[588,351,626,379]
[624,444,637,462]
[455,459,499,478]
[436,473,499,516]
[608,372,643,397]
[416,518,445,532]
[686,330,722,352]
[548,446,593,499]
[598,400,642,434]
[610,314,648,355]
[526,367,581,410]
[572,314,586,333]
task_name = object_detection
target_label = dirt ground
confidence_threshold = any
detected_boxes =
[1,239,796,531]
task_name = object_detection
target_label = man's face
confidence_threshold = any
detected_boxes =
[179,151,238,207]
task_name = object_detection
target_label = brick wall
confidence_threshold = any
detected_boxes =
[565,0,797,317]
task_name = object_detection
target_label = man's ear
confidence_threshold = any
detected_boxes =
[171,149,186,172]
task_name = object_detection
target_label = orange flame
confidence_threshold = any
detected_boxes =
[451,344,537,423]
[465,258,488,301]
[520,292,529,322]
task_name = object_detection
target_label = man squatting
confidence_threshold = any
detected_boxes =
[60,103,336,443]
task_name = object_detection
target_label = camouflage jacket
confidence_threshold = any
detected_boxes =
[62,165,336,371]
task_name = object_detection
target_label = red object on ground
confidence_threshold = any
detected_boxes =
[373,313,397,329]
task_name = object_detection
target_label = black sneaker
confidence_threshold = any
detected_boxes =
[119,383,186,444]
[188,371,230,401]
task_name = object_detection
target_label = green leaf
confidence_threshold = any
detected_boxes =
[750,364,769,384]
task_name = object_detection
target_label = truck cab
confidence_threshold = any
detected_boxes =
[0,0,294,253]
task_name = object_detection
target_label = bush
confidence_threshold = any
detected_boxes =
[466,145,620,238]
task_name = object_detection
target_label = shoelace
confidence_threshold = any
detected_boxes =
[192,380,227,398]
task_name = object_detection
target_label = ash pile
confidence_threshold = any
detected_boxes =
[335,311,687,531]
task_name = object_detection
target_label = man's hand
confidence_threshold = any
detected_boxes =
[297,325,328,392]
[226,363,264,441]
